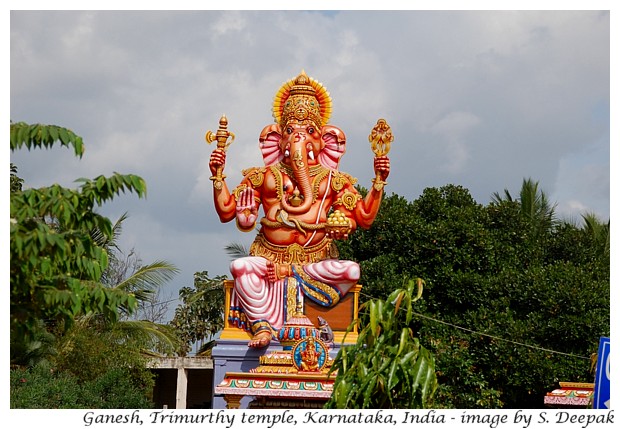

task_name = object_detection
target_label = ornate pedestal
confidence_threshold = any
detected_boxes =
[211,280,361,409]
[215,333,336,409]
[211,339,284,409]
[217,371,335,409]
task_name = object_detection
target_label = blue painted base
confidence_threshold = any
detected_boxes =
[211,338,343,409]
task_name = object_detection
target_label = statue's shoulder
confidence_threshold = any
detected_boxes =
[331,170,358,192]
[241,166,266,176]
[241,166,268,188]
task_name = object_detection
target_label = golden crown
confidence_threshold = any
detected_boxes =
[273,70,332,128]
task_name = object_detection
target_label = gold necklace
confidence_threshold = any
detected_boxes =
[271,163,331,204]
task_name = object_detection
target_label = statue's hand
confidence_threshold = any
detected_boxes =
[209,148,226,176]
[327,227,350,241]
[374,155,390,182]
[236,187,258,228]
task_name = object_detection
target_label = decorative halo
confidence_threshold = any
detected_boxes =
[272,71,332,127]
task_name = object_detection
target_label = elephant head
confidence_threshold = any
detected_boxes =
[259,123,346,214]
[257,70,346,214]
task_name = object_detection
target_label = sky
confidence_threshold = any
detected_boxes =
[8,4,614,323]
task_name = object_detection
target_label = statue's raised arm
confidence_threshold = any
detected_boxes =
[206,116,238,223]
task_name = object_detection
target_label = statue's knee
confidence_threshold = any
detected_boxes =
[230,258,246,277]
[333,260,361,282]
[230,256,266,278]
[348,262,361,282]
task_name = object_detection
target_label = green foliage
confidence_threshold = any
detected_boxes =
[492,178,557,243]
[10,365,153,409]
[85,367,153,408]
[170,271,227,356]
[225,242,249,259]
[337,182,609,408]
[581,212,610,258]
[10,319,58,368]
[93,213,181,355]
[11,365,85,408]
[54,321,155,387]
[10,121,178,408]
[326,278,438,409]
[423,324,502,408]
[10,122,147,346]
[111,259,179,317]
[10,163,24,192]
[11,121,84,157]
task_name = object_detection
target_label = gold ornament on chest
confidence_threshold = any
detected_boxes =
[271,163,330,206]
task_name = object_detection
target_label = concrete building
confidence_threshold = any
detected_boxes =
[148,356,214,409]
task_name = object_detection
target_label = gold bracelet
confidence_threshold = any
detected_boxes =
[372,177,387,191]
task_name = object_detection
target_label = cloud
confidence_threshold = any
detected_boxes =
[429,111,481,173]
[210,10,248,38]
[552,134,610,221]
[9,10,610,321]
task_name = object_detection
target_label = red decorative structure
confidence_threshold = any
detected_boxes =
[544,382,594,407]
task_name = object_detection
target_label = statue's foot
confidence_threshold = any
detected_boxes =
[248,331,271,348]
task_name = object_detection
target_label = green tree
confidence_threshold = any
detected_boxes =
[10,163,23,192]
[99,214,176,324]
[326,278,437,408]
[581,212,610,258]
[167,244,247,356]
[492,177,557,240]
[336,182,609,408]
[10,122,147,348]
[171,271,227,356]
[16,209,181,372]
[11,358,153,409]
[52,317,157,388]
[10,121,177,408]
[96,213,181,355]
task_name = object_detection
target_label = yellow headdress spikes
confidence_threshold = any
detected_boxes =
[273,70,332,128]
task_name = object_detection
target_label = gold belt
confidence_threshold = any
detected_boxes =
[249,233,339,266]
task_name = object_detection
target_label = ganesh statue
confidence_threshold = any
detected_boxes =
[208,71,391,348]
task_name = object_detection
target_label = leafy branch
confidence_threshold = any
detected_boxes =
[326,278,437,409]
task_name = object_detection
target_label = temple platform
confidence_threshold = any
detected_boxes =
[211,280,361,409]
[212,338,343,409]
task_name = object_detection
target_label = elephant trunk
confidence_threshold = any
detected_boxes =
[281,146,314,214]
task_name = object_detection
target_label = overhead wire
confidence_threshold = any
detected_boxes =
[359,291,591,360]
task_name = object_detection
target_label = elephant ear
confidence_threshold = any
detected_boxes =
[259,124,282,166]
[319,125,346,170]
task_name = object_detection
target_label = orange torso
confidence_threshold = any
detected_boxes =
[257,164,334,247]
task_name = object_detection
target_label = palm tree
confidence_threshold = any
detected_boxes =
[60,213,182,357]
[168,243,247,356]
[518,178,557,234]
[492,178,557,238]
[582,211,610,258]
[225,242,249,259]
